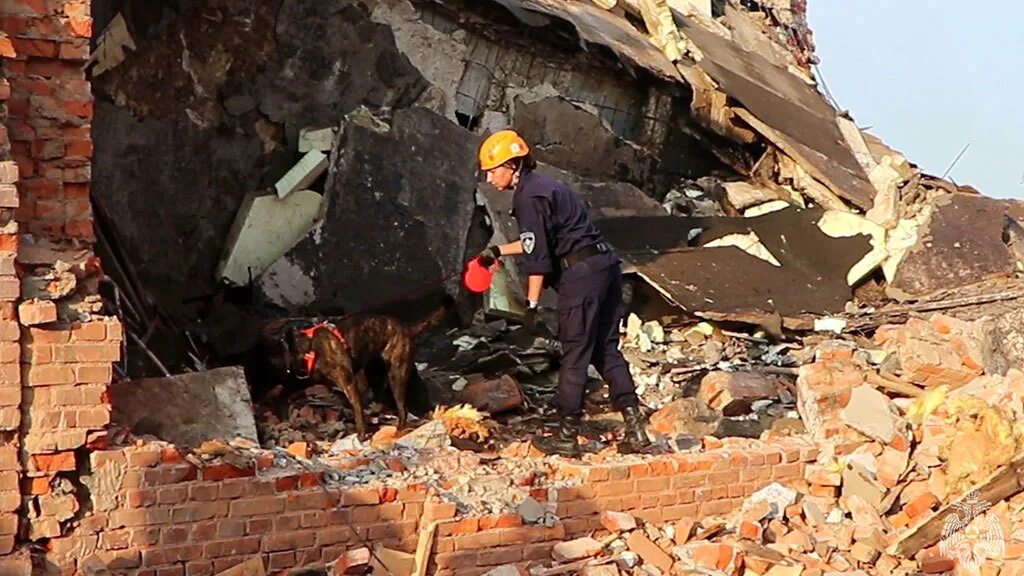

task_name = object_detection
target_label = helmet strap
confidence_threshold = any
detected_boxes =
[510,159,523,189]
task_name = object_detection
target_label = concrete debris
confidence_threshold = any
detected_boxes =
[698,371,779,416]
[88,12,136,77]
[216,189,324,285]
[109,367,258,449]
[298,125,338,153]
[517,496,546,524]
[840,384,900,444]
[274,149,328,199]
[395,419,451,451]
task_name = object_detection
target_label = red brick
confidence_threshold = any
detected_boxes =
[11,38,56,58]
[53,343,120,362]
[263,530,316,552]
[170,501,229,523]
[185,560,213,576]
[0,36,14,58]
[201,463,254,481]
[70,321,106,341]
[65,138,93,157]
[32,451,74,472]
[450,517,479,535]
[0,280,17,301]
[227,495,285,517]
[341,488,381,506]
[76,364,112,384]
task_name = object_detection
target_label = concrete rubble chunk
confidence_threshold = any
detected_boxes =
[840,384,897,443]
[648,397,721,438]
[698,371,779,416]
[457,375,525,414]
[217,189,324,285]
[617,551,640,570]
[21,270,77,301]
[298,125,338,152]
[275,149,328,199]
[842,462,887,511]
[395,419,451,451]
[110,367,258,449]
[745,483,798,520]
[552,537,604,563]
[600,510,638,533]
[517,497,545,524]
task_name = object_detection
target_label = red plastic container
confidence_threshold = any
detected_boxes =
[463,256,499,293]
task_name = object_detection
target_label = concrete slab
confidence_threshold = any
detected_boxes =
[274,150,328,199]
[217,189,324,285]
[110,367,258,449]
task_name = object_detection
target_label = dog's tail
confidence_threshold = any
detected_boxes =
[408,294,455,338]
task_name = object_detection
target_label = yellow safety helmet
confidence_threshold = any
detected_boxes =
[478,129,530,171]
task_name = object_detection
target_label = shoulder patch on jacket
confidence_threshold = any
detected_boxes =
[520,231,536,254]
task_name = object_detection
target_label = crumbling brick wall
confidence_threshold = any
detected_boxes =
[0,0,123,569]
[0,28,21,559]
[37,440,814,574]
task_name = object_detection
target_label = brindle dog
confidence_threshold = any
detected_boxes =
[285,296,453,439]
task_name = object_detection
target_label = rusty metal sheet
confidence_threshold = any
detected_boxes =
[596,207,871,317]
[674,16,874,209]
[489,0,682,81]
[892,194,1019,298]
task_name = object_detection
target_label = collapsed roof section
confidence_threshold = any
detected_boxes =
[455,0,1024,326]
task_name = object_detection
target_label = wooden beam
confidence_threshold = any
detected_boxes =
[888,453,1024,557]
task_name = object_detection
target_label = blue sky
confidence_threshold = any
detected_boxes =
[807,1,1023,199]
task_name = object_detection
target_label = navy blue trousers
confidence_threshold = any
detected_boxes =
[554,252,640,418]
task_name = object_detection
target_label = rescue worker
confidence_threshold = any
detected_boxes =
[475,129,651,457]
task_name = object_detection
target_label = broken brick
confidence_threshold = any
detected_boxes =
[551,537,603,563]
[626,531,673,572]
[599,510,636,533]
[333,547,370,575]
[699,370,778,416]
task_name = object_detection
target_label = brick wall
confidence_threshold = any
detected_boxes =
[34,439,815,574]
[0,0,123,570]
[3,0,93,242]
[0,28,21,560]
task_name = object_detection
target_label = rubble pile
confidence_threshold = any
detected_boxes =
[465,312,1024,576]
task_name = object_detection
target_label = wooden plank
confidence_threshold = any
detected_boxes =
[888,453,1024,556]
[412,520,439,576]
[865,372,924,398]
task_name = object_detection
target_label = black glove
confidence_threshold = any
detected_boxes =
[477,246,501,267]
[523,307,538,334]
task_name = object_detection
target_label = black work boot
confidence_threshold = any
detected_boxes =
[618,406,652,454]
[531,416,582,458]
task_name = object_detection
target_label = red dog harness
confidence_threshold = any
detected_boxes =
[299,322,349,375]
